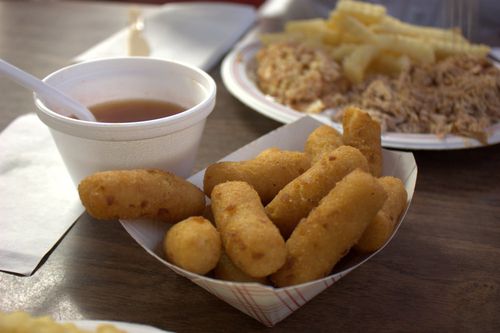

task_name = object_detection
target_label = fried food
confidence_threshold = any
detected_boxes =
[257,40,499,141]
[202,204,215,224]
[342,43,379,83]
[211,181,287,277]
[375,34,435,64]
[0,311,126,333]
[204,148,310,204]
[164,216,221,275]
[214,252,269,284]
[271,169,387,287]
[256,0,497,142]
[78,169,205,222]
[369,52,411,76]
[342,106,382,176]
[266,145,369,238]
[304,124,343,163]
[335,0,386,25]
[336,13,378,44]
[371,15,467,42]
[285,18,340,45]
[260,0,489,84]
[355,176,408,253]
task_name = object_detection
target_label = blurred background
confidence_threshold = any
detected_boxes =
[37,0,497,44]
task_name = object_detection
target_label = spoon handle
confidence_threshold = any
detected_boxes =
[0,59,96,121]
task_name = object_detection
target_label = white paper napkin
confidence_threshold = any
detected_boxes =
[0,114,83,276]
[74,2,257,71]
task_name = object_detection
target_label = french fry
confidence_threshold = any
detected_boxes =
[285,18,340,45]
[326,11,342,31]
[322,29,341,45]
[427,39,491,59]
[338,33,367,44]
[376,34,435,64]
[327,43,358,62]
[371,16,469,44]
[335,0,387,26]
[342,44,379,84]
[370,52,411,76]
[285,18,326,35]
[336,13,378,44]
[259,0,493,89]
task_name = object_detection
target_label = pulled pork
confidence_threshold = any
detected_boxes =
[256,42,349,114]
[256,42,500,142]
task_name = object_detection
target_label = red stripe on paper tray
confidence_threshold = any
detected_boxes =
[275,290,296,312]
[284,289,302,308]
[293,286,308,303]
[240,285,273,327]
[232,286,266,325]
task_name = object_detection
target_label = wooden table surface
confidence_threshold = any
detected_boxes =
[0,1,499,332]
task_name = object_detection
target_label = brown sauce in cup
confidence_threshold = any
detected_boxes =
[89,99,185,123]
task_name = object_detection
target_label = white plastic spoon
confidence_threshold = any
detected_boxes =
[0,58,96,121]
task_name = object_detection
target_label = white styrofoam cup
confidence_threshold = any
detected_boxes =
[34,57,216,184]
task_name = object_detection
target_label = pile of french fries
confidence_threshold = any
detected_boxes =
[260,0,491,84]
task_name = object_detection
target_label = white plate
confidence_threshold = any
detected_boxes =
[67,320,170,333]
[221,41,500,150]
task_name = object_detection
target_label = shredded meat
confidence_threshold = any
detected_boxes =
[256,42,500,142]
[256,42,349,113]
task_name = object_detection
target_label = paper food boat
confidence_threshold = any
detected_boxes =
[121,116,417,327]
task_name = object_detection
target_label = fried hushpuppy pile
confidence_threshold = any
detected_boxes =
[78,108,408,287]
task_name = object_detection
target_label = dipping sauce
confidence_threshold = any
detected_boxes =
[89,99,185,123]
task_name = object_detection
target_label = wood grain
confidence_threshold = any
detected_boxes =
[0,1,499,332]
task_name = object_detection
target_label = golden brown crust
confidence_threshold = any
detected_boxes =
[211,181,287,278]
[203,149,310,204]
[342,106,383,176]
[354,176,408,253]
[271,169,387,287]
[304,125,343,163]
[78,169,205,222]
[214,253,269,284]
[164,216,221,275]
[266,145,369,238]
